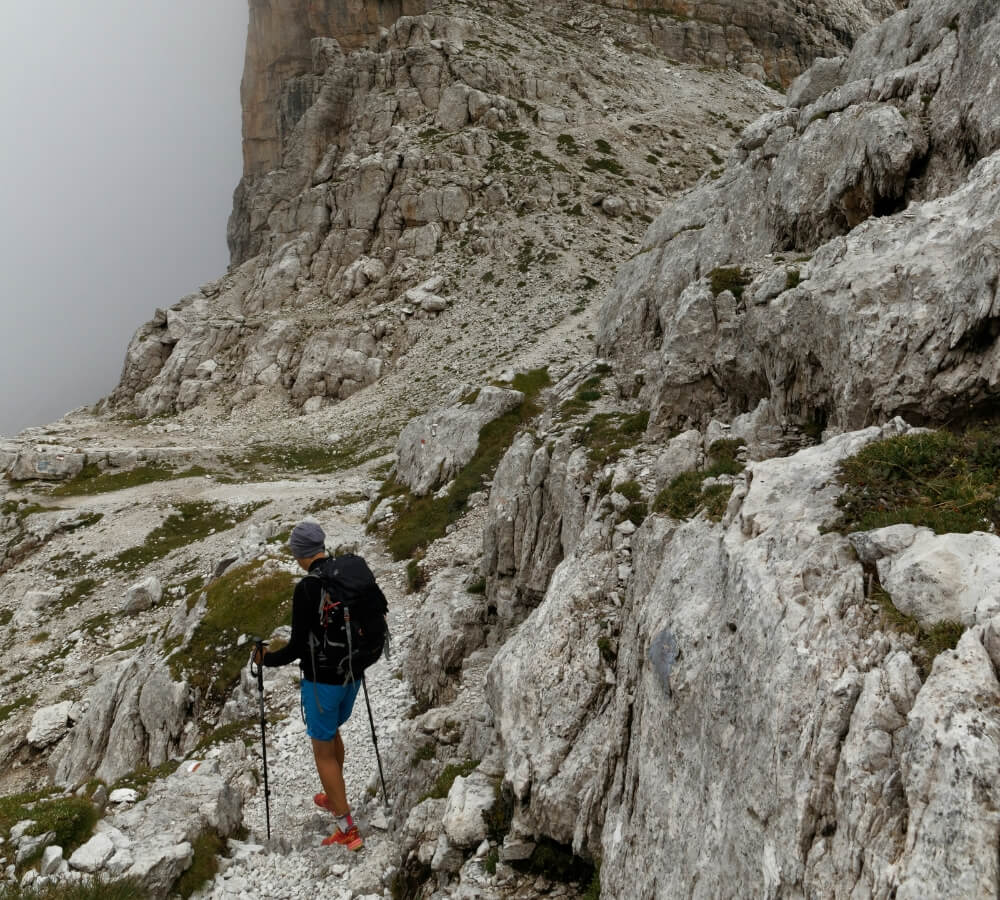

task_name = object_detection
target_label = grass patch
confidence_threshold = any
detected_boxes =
[59,577,99,611]
[577,411,650,469]
[110,759,182,800]
[870,583,965,677]
[49,463,209,497]
[556,134,578,155]
[708,266,751,300]
[0,609,12,627]
[168,560,296,705]
[615,480,648,526]
[0,694,36,724]
[829,426,1000,534]
[414,743,436,762]
[785,268,802,290]
[420,759,480,802]
[0,877,146,900]
[560,374,605,417]
[584,157,625,177]
[467,578,487,595]
[110,500,267,572]
[171,828,226,899]
[484,847,500,875]
[224,439,379,477]
[0,791,96,866]
[653,441,744,520]
[381,369,551,560]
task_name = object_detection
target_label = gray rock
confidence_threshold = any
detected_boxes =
[123,575,162,614]
[395,387,524,496]
[16,832,55,866]
[26,701,73,749]
[13,591,60,628]
[69,833,115,873]
[39,846,63,877]
[9,446,86,481]
[443,771,497,848]
[787,56,847,108]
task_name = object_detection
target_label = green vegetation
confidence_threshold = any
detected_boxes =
[870,583,964,677]
[577,411,650,469]
[594,138,613,154]
[597,636,616,664]
[583,865,602,899]
[830,426,1000,534]
[466,578,487,595]
[785,268,802,290]
[110,759,182,800]
[110,500,267,571]
[380,369,551,560]
[708,266,751,300]
[1,501,58,522]
[556,134,578,155]
[484,848,500,875]
[168,559,295,704]
[421,759,480,801]
[0,790,96,866]
[560,374,605,417]
[616,480,648,526]
[0,609,11,627]
[584,157,625,177]
[49,463,208,497]
[171,829,226,898]
[60,577,99,611]
[0,876,145,900]
[193,717,258,753]
[654,440,746,520]
[0,694,36,724]
[224,438,381,478]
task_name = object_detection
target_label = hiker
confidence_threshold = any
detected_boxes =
[253,520,386,852]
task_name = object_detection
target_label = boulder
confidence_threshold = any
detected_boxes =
[874,529,1000,626]
[13,591,58,628]
[123,576,162,615]
[653,430,703,488]
[39,846,63,877]
[51,652,192,788]
[9,446,86,481]
[27,702,73,749]
[68,833,115,873]
[395,386,524,496]
[443,771,497,848]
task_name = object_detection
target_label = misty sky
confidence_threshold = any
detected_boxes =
[0,1,249,437]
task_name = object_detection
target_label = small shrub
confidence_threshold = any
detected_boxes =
[594,138,613,154]
[654,471,705,518]
[415,743,436,762]
[484,848,500,875]
[171,829,226,898]
[421,759,480,801]
[785,268,802,290]
[708,266,751,300]
[467,578,487,595]
[556,134,578,155]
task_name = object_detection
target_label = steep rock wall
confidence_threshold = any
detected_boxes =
[597,0,1000,434]
[485,421,1000,897]
[241,0,431,178]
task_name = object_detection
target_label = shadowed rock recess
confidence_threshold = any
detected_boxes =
[3,0,1000,898]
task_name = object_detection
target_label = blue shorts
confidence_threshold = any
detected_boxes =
[300,679,361,741]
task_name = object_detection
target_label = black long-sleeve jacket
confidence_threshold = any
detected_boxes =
[262,558,348,684]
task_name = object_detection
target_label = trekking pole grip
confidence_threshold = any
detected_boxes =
[252,638,267,691]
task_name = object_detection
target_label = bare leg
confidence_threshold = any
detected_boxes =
[312,736,349,818]
[333,731,345,769]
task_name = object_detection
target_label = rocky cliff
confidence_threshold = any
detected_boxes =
[5,0,1000,898]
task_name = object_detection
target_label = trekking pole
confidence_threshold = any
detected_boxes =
[250,639,272,841]
[362,675,389,806]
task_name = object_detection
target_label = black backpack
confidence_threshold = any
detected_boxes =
[305,554,389,682]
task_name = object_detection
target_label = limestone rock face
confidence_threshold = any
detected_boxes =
[598,0,1000,435]
[484,419,1000,897]
[394,386,524,496]
[482,432,591,626]
[51,652,193,788]
[241,0,432,177]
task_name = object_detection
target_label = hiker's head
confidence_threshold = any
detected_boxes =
[288,520,326,569]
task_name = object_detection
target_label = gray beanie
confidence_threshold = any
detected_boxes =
[288,521,326,559]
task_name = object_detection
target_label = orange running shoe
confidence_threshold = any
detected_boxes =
[322,825,363,851]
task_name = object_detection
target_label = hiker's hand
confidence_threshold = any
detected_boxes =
[252,645,266,666]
